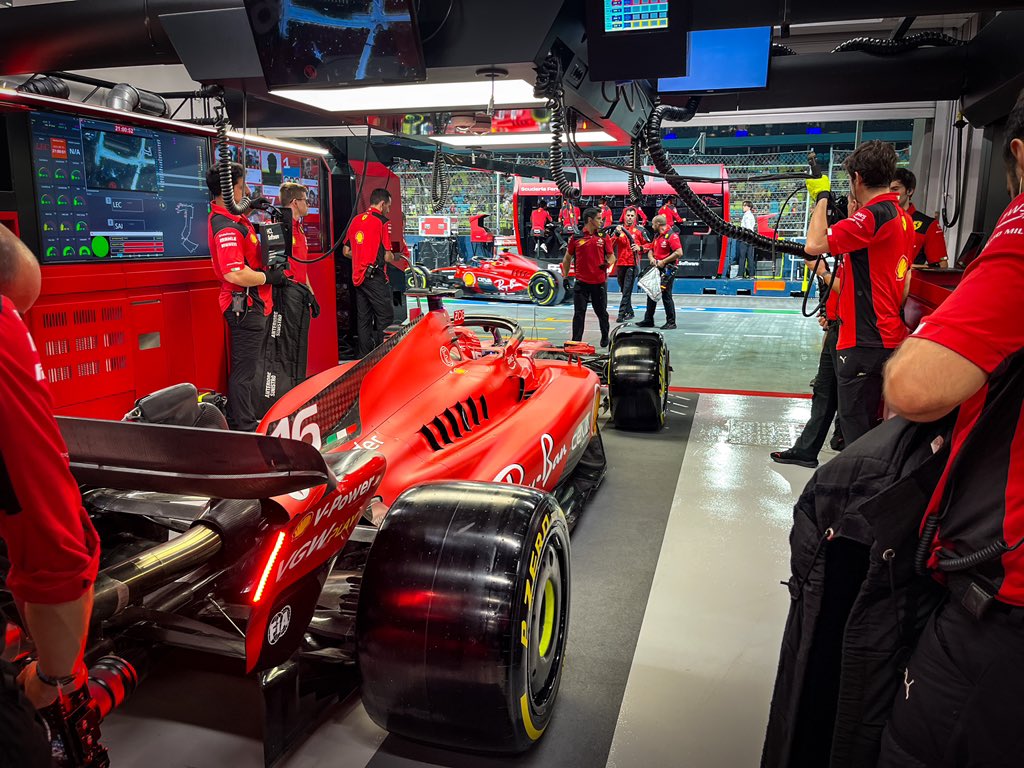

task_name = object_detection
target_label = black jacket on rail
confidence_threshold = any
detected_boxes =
[761,414,954,768]
[256,279,315,416]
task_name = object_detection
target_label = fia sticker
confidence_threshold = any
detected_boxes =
[267,605,292,646]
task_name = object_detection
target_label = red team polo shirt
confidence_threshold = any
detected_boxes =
[613,224,650,268]
[826,192,913,351]
[651,229,682,264]
[286,225,308,285]
[568,232,613,284]
[913,192,1024,605]
[530,207,552,232]
[599,204,613,228]
[658,203,684,227]
[208,203,273,315]
[558,205,580,229]
[347,209,390,286]
[907,204,948,266]
[0,297,100,605]
[619,206,649,225]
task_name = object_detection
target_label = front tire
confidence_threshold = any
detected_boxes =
[405,265,431,290]
[608,327,670,430]
[357,482,570,753]
[529,271,565,306]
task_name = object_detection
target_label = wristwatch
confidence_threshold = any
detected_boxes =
[36,668,77,688]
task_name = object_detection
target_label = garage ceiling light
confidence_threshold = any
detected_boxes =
[226,130,330,156]
[433,131,615,147]
[272,79,546,113]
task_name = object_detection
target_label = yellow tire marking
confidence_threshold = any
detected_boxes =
[520,693,546,741]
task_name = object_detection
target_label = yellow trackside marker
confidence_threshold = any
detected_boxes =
[520,694,546,741]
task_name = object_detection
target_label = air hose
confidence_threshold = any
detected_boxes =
[430,145,451,213]
[627,136,645,205]
[215,108,252,216]
[535,55,581,202]
[831,31,964,54]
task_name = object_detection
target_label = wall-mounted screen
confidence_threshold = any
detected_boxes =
[29,111,211,264]
[244,0,426,89]
[225,142,324,252]
[604,0,668,33]
[658,27,772,94]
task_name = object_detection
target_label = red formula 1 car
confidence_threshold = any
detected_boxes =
[407,247,574,306]
[7,292,670,766]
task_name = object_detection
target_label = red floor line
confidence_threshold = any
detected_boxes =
[669,386,812,399]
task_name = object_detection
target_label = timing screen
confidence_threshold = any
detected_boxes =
[29,112,210,264]
[604,0,668,33]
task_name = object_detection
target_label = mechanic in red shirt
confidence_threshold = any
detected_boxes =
[803,140,914,445]
[558,200,581,231]
[890,168,949,268]
[562,207,615,347]
[619,204,649,226]
[529,201,554,256]
[878,92,1024,766]
[0,224,100,766]
[658,195,686,231]
[206,163,283,431]
[637,214,683,329]
[346,188,395,356]
[612,206,650,322]
[597,198,614,228]
[771,264,845,468]
[280,182,321,316]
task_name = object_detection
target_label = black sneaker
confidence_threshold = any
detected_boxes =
[660,322,677,330]
[770,449,818,468]
[829,435,846,452]
[600,336,610,348]
[636,319,655,328]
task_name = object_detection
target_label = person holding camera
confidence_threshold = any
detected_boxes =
[347,188,396,357]
[206,163,282,432]
[802,141,914,445]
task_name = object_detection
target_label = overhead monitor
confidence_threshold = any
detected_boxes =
[244,0,426,89]
[584,0,688,81]
[658,27,772,94]
[28,111,211,264]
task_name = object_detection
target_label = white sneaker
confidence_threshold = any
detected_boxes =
[540,244,548,252]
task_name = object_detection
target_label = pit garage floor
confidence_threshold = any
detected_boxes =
[101,294,833,767]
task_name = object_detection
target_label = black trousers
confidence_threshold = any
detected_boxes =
[225,309,268,432]
[355,274,395,357]
[793,322,842,457]
[643,268,676,324]
[617,265,637,317]
[735,242,756,278]
[0,661,51,768]
[572,281,610,342]
[878,594,1024,767]
[836,345,893,446]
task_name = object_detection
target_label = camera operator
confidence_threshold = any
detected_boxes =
[0,224,99,766]
[876,90,1024,767]
[803,141,914,445]
[612,206,650,322]
[206,163,282,431]
[890,168,949,269]
[347,188,396,356]
[562,207,615,348]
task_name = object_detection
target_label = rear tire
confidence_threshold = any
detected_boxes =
[608,327,670,430]
[357,482,570,753]
[528,271,565,307]
[405,265,431,290]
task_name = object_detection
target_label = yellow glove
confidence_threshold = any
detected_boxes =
[806,174,831,202]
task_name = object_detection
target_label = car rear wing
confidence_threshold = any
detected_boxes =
[58,417,337,499]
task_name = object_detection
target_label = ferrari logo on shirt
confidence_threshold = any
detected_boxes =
[896,255,910,279]
[913,220,923,231]
[354,231,365,244]
[360,214,368,221]
[249,234,258,244]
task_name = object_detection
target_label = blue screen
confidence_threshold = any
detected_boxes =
[658,27,771,93]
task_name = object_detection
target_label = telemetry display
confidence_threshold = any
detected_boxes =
[604,0,668,33]
[29,111,211,264]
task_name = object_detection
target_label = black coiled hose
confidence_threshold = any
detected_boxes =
[831,31,964,55]
[627,137,644,205]
[430,145,450,213]
[535,56,581,203]
[16,75,70,98]
[215,113,251,216]
[645,102,807,257]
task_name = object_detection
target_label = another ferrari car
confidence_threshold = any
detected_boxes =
[4,291,670,766]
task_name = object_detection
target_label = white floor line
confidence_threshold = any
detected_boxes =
[605,394,813,768]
